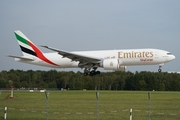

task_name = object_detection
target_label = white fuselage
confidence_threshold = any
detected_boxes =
[15,48,175,69]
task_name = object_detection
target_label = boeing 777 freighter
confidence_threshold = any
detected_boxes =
[9,31,175,76]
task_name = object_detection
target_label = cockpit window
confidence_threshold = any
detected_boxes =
[167,53,172,55]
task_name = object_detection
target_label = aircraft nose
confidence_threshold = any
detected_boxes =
[172,55,176,60]
[167,54,175,62]
[169,54,175,61]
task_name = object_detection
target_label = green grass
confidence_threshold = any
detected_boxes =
[0,90,180,120]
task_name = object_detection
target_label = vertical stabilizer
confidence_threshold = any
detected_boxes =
[14,30,43,57]
[14,30,58,66]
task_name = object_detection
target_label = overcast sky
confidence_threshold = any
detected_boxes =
[0,0,179,73]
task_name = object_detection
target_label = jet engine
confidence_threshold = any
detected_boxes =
[100,59,126,71]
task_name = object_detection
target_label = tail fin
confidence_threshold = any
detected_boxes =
[14,30,43,57]
[14,31,58,66]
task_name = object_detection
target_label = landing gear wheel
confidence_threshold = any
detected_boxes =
[158,65,162,72]
[96,71,100,74]
[89,71,95,76]
[158,69,162,72]
[83,68,101,76]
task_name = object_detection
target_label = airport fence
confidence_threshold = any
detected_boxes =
[0,90,180,120]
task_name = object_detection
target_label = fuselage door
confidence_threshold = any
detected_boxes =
[154,52,159,58]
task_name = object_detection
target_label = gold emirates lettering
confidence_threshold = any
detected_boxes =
[118,51,154,58]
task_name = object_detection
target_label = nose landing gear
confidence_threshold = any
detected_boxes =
[158,63,164,72]
[158,66,162,72]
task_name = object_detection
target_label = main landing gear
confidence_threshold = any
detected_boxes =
[83,68,100,76]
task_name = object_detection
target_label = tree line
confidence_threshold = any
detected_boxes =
[0,69,180,91]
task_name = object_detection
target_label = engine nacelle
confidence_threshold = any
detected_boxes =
[101,59,126,71]
[115,66,126,71]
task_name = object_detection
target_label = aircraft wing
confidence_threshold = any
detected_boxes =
[8,55,34,61]
[41,46,102,63]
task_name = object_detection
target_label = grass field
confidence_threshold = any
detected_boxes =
[0,90,180,120]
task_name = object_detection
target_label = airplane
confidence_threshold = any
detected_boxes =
[8,30,175,76]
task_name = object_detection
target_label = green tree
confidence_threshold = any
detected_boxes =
[48,81,57,88]
[0,77,8,88]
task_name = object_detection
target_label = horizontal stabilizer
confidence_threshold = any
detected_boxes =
[8,55,34,61]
